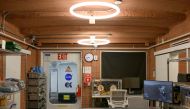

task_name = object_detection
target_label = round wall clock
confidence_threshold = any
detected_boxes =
[85,53,94,62]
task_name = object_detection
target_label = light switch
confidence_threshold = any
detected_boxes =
[94,55,98,61]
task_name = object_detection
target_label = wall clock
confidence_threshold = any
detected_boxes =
[85,53,93,62]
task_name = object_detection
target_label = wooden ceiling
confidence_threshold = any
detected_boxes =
[0,0,190,47]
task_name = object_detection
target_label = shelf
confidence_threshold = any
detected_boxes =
[168,58,190,62]
[27,72,47,109]
[0,48,31,55]
[0,91,21,98]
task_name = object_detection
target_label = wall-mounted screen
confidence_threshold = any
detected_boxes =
[101,52,146,89]
[144,80,173,103]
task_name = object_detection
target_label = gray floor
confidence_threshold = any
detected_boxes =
[46,95,150,109]
[86,95,150,109]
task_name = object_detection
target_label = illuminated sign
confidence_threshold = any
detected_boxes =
[58,53,67,60]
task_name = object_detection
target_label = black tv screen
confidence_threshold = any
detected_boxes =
[101,52,146,88]
[144,80,173,103]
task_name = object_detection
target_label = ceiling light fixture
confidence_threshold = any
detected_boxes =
[114,0,122,5]
[77,35,110,47]
[70,2,120,24]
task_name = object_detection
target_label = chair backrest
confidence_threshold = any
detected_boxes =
[110,89,127,102]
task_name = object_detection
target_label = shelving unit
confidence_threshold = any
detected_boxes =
[0,80,25,109]
[0,47,30,108]
[167,58,190,81]
[0,48,31,55]
[167,58,190,109]
[26,72,46,109]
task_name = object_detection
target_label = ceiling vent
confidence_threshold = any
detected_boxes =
[170,38,190,47]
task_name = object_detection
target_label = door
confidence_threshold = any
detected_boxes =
[42,52,81,109]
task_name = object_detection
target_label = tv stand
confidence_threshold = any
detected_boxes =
[128,88,134,95]
[149,101,183,109]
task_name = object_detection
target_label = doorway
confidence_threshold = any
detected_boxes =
[41,51,82,109]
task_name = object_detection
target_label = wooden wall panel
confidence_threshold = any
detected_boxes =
[81,49,100,108]
[157,13,190,43]
[20,47,38,109]
[0,54,5,80]
[147,48,155,80]
[179,52,187,73]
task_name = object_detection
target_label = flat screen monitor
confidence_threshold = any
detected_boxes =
[122,77,140,89]
[144,80,173,103]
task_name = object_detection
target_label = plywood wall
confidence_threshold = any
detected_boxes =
[0,18,39,109]
[81,49,100,108]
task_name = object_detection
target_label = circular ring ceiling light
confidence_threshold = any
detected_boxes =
[77,36,110,47]
[70,2,120,20]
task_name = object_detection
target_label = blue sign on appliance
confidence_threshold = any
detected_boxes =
[65,74,72,81]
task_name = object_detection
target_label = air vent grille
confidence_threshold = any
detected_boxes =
[170,38,190,47]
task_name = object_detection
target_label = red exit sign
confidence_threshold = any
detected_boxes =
[58,53,67,60]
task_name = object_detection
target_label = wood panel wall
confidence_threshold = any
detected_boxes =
[1,11,190,109]
[178,52,187,73]
[147,12,190,81]
[0,18,38,109]
[81,49,100,108]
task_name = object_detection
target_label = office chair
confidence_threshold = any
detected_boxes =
[107,89,128,108]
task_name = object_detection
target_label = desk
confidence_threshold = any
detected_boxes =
[92,95,189,109]
[92,95,110,107]
[92,94,142,99]
[92,94,144,108]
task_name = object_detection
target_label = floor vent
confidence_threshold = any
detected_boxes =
[170,38,190,47]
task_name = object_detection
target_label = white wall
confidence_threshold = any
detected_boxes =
[6,56,21,109]
[169,53,179,82]
[155,54,169,81]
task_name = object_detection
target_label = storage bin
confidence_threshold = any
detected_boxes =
[28,73,46,79]
[28,79,45,86]
[27,100,45,108]
[28,94,44,101]
[27,87,45,93]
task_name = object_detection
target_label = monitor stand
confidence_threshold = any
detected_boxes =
[128,88,134,95]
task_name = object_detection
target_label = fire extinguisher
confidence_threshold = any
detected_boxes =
[83,74,92,86]
[76,85,81,97]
